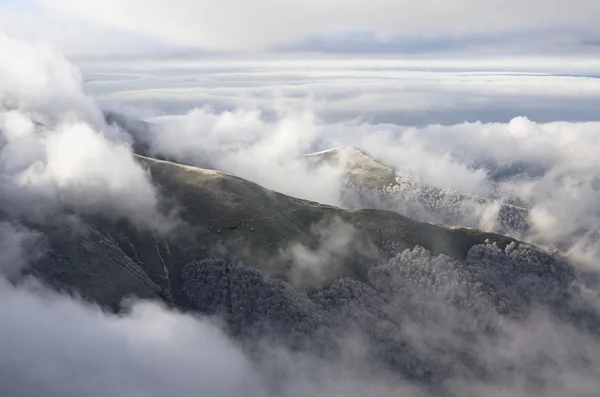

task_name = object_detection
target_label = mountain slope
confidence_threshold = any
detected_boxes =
[105,111,530,238]
[26,154,519,309]
[305,145,398,189]
[18,152,596,391]
[305,145,530,236]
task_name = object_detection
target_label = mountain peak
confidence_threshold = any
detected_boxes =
[304,145,397,189]
[306,145,369,158]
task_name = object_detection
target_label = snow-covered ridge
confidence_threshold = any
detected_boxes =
[304,145,530,237]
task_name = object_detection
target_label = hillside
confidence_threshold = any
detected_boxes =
[305,145,398,189]
[104,111,529,238]
[26,154,519,310]
[15,152,594,390]
[304,145,530,236]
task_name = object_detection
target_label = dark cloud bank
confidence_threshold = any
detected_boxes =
[3,34,600,397]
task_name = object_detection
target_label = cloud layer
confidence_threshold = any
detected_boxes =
[44,0,600,51]
[85,57,600,126]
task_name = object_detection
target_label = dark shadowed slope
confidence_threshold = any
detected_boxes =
[26,154,518,310]
[18,154,598,392]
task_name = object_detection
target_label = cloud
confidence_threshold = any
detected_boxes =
[42,0,600,52]
[0,33,100,123]
[85,57,600,126]
[335,117,600,266]
[3,230,600,397]
[145,107,346,206]
[276,217,360,288]
[5,221,600,397]
[2,1,600,59]
[0,34,171,231]
[179,243,600,396]
[0,222,42,278]
[278,28,600,56]
[0,3,188,59]
[0,277,264,397]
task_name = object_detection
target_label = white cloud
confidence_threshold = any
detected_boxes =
[0,222,41,278]
[277,217,358,288]
[84,58,600,126]
[0,4,178,59]
[147,107,346,206]
[0,34,170,230]
[0,277,264,397]
[0,33,100,124]
[45,0,600,51]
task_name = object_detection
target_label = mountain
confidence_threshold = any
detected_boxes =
[105,111,155,158]
[103,111,529,239]
[305,145,398,189]
[21,153,598,390]
[304,145,530,236]
[25,154,518,310]
[13,133,597,390]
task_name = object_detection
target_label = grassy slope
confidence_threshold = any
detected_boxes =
[29,155,519,310]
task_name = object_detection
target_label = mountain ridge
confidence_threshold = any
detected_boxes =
[21,152,526,311]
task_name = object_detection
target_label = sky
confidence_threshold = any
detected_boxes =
[1,0,600,58]
[3,0,599,125]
